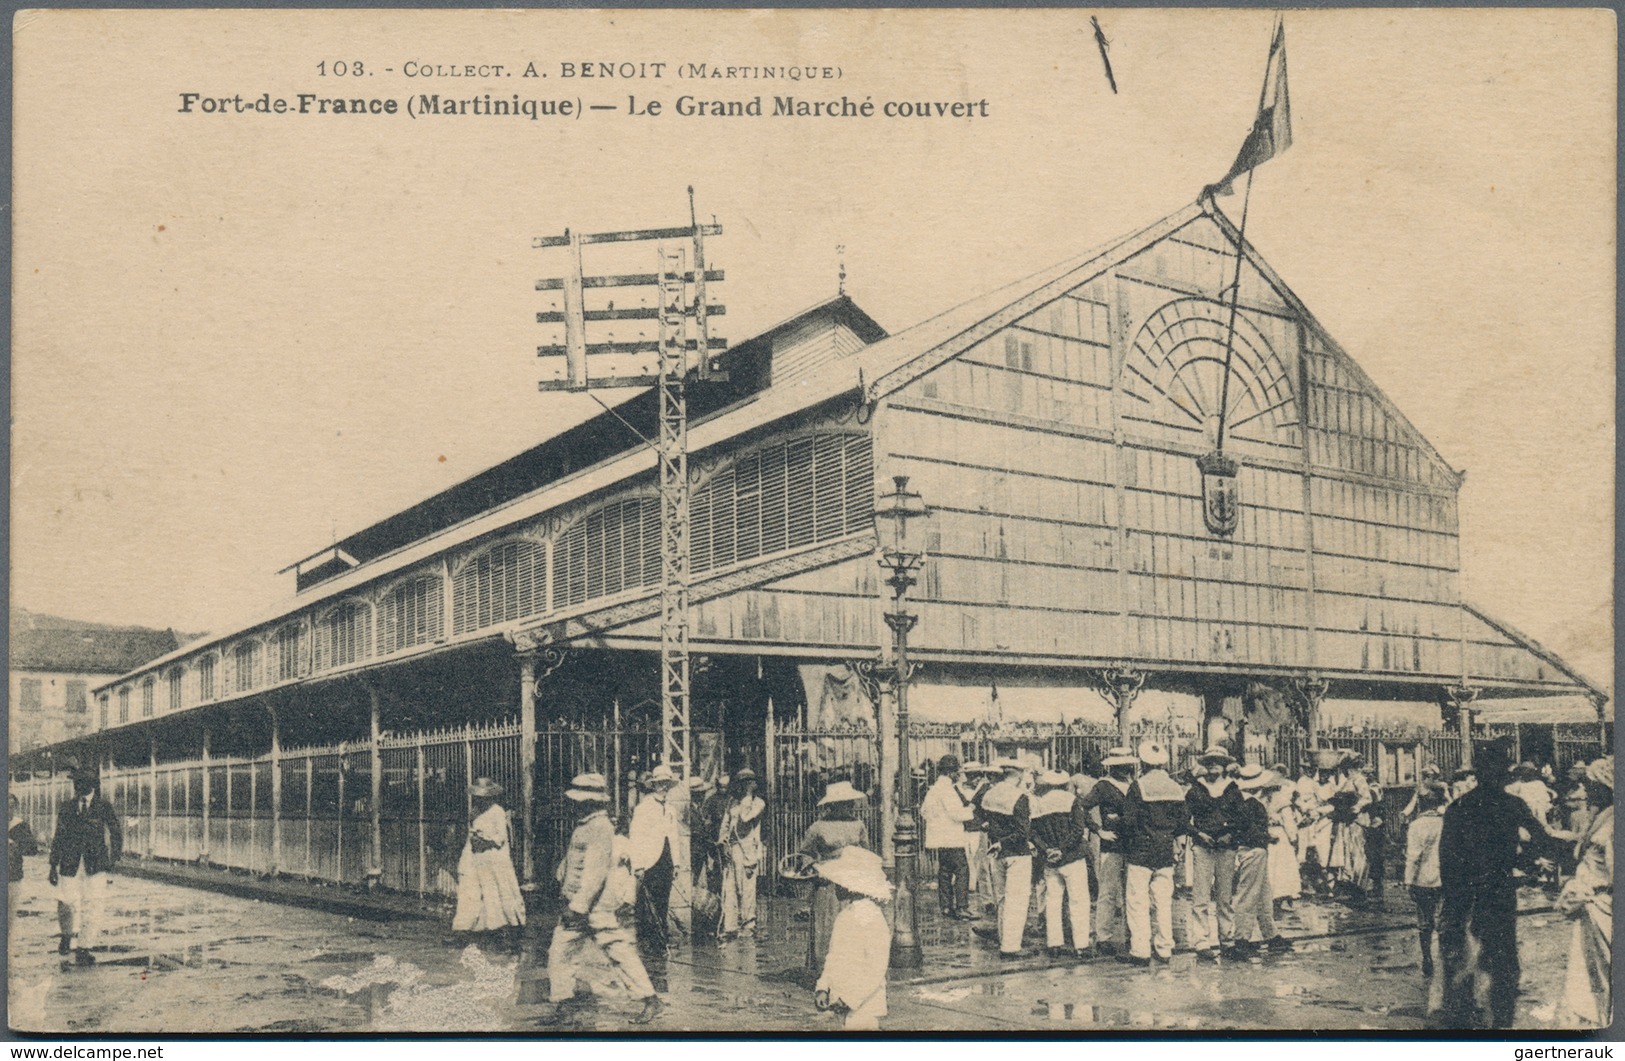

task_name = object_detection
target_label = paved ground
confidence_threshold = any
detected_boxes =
[4,861,1594,1035]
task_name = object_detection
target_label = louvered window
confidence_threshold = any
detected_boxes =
[198,656,216,701]
[454,540,546,635]
[551,498,659,610]
[543,433,873,612]
[378,575,443,655]
[118,687,130,723]
[167,668,183,711]
[275,624,306,682]
[233,642,260,693]
[316,602,371,670]
[690,432,873,575]
[141,677,155,717]
[98,694,110,729]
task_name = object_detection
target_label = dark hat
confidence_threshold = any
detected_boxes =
[938,754,961,774]
[733,768,758,783]
[1416,781,1449,811]
[1477,737,1516,774]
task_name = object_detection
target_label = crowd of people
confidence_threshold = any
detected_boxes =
[13,735,1611,1032]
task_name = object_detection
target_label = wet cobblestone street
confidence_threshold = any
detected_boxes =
[6,867,1583,1035]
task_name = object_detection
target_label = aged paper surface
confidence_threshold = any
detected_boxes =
[9,7,1615,1037]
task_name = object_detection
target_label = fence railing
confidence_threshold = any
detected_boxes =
[20,710,1589,900]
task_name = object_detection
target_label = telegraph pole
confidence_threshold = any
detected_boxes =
[533,188,726,776]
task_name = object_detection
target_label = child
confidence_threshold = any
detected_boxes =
[813,846,892,1030]
[1404,781,1448,978]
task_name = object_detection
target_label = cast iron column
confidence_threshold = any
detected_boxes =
[1446,685,1480,769]
[874,475,928,970]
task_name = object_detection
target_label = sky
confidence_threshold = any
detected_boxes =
[11,8,1615,695]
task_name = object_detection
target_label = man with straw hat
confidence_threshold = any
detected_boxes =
[1031,768,1092,958]
[539,773,662,1027]
[628,763,682,954]
[1082,745,1137,955]
[1119,739,1185,966]
[1231,765,1292,956]
[813,845,893,1030]
[1296,747,1342,899]
[921,754,975,921]
[977,757,1036,958]
[718,768,766,940]
[1186,744,1243,960]
[960,761,999,914]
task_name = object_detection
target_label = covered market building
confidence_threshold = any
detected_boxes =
[13,195,1607,900]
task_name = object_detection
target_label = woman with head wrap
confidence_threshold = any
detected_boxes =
[1557,757,1612,1027]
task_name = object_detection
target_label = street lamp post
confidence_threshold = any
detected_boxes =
[873,475,928,970]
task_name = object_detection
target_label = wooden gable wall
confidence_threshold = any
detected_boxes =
[878,213,1486,685]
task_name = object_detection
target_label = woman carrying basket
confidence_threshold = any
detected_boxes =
[791,780,870,977]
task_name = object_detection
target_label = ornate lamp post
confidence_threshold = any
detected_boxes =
[872,474,929,969]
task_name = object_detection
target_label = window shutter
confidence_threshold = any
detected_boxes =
[785,437,816,548]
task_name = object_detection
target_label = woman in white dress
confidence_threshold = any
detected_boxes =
[452,777,527,948]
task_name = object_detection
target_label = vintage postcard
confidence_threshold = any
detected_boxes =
[8,7,1615,1037]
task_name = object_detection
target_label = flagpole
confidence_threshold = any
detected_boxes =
[1214,166,1256,455]
[1214,17,1281,456]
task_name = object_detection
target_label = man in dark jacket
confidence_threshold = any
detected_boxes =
[1435,738,1556,1029]
[1120,741,1187,965]
[1083,746,1136,955]
[977,759,1034,958]
[1186,746,1244,960]
[48,765,122,962]
[1031,769,1091,958]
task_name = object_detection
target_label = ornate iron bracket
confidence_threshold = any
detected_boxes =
[847,655,919,704]
[509,627,573,686]
[1091,666,1147,711]
[1444,683,1481,727]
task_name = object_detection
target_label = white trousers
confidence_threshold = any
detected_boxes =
[1095,851,1127,944]
[1189,845,1236,952]
[997,855,1032,954]
[547,923,656,1002]
[1043,858,1091,950]
[721,859,758,934]
[1125,862,1174,959]
[56,864,108,948]
[1232,847,1276,943]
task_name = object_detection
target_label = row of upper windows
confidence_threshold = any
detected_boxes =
[96,431,875,727]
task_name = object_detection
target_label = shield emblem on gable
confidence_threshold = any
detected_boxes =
[1197,451,1240,537]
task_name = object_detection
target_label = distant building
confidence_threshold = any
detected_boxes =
[9,610,182,752]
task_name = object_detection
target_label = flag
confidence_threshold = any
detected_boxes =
[1215,19,1291,195]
